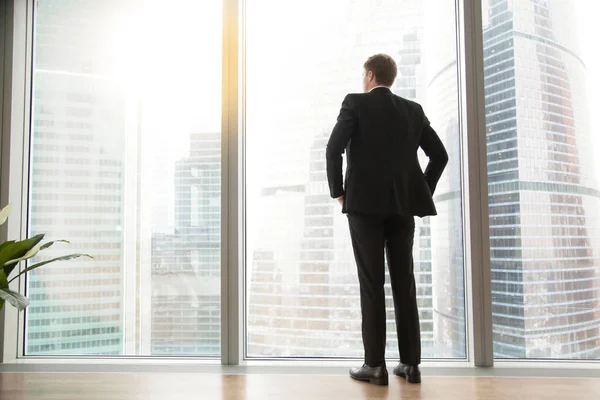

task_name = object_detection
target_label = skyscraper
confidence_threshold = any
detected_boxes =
[27,0,132,355]
[248,131,362,357]
[483,0,600,358]
[246,186,306,356]
[150,132,221,355]
[422,0,466,358]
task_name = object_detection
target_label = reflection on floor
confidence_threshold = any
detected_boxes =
[1,373,600,400]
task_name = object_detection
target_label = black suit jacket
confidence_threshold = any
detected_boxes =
[326,87,448,217]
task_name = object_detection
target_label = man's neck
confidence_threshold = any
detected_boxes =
[369,85,389,92]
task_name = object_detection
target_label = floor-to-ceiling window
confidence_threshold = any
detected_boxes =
[26,0,222,356]
[482,0,600,360]
[244,0,466,359]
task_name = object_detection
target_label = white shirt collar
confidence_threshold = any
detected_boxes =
[369,85,390,92]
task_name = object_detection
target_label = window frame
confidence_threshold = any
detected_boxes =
[459,0,494,368]
[0,0,597,369]
[1,0,34,363]
[0,0,489,367]
[240,0,475,363]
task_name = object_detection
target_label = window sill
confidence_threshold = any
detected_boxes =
[1,358,598,378]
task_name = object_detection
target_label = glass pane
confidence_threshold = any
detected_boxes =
[245,0,465,358]
[483,0,600,359]
[26,0,222,356]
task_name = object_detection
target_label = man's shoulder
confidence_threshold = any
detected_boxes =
[340,93,365,109]
[343,92,363,101]
[393,94,422,109]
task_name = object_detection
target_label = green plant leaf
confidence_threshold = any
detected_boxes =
[0,234,45,278]
[0,240,16,254]
[0,204,12,226]
[0,268,8,289]
[0,298,5,311]
[7,253,93,284]
[0,287,29,311]
[40,240,70,251]
[3,242,43,267]
[5,240,73,267]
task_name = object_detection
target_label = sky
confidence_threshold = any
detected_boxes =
[575,1,600,177]
[104,0,222,232]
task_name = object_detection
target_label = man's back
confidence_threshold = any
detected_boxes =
[326,87,448,217]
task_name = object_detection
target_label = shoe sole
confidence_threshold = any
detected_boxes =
[350,375,389,386]
[393,371,421,384]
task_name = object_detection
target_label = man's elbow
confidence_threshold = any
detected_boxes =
[439,149,449,167]
[325,144,340,160]
[431,147,448,169]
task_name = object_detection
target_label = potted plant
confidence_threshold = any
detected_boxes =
[0,204,92,311]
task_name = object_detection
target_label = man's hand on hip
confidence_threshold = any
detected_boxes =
[336,196,344,206]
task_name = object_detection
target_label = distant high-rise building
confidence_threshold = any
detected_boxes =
[483,0,600,358]
[27,0,132,355]
[422,0,466,358]
[150,132,221,355]
[246,186,307,356]
[248,132,362,357]
[394,25,437,355]
[295,131,362,355]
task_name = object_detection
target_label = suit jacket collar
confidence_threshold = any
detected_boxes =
[369,86,391,93]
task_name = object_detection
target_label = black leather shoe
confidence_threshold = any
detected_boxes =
[393,364,421,384]
[349,364,389,386]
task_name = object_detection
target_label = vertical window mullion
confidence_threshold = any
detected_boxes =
[458,0,494,367]
[221,0,242,365]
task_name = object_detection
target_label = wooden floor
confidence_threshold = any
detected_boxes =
[1,373,599,400]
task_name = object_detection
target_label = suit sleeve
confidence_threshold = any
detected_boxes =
[419,107,448,195]
[326,95,357,199]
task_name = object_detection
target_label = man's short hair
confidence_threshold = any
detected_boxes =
[364,54,398,87]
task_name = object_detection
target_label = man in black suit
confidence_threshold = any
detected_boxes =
[326,54,448,385]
